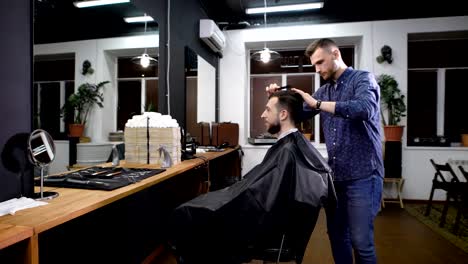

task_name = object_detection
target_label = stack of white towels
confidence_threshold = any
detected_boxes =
[124,112,181,166]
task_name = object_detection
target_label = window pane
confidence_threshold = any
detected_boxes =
[32,81,74,139]
[34,58,74,81]
[35,83,61,137]
[409,38,468,68]
[407,70,438,145]
[251,50,312,74]
[408,33,468,146]
[118,58,158,78]
[63,81,75,136]
[445,69,468,143]
[249,46,354,142]
[340,46,355,69]
[186,77,198,140]
[33,57,75,139]
[145,79,158,111]
[250,76,282,138]
[117,80,142,131]
[250,47,354,75]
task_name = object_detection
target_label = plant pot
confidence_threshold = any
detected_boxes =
[302,133,312,141]
[69,124,85,138]
[462,134,468,147]
[384,125,404,142]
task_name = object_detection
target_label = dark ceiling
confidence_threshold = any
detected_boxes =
[33,0,158,44]
[34,0,468,44]
[200,0,468,29]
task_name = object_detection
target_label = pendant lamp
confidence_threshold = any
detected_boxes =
[251,0,281,63]
[131,14,157,68]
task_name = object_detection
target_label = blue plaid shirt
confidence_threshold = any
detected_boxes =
[305,67,384,181]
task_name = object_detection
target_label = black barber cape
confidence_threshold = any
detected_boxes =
[169,131,336,264]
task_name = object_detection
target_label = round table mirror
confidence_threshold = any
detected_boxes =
[28,129,59,200]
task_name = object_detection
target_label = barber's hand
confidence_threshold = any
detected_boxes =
[291,88,318,109]
[265,83,280,96]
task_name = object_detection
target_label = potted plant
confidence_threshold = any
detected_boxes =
[61,81,109,137]
[377,74,406,141]
[461,128,468,147]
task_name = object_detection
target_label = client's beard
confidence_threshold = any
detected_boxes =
[267,121,281,135]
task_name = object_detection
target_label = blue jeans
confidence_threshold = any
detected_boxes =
[326,174,383,264]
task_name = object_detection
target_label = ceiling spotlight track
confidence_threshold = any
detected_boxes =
[73,0,130,8]
[246,2,324,14]
[124,15,154,23]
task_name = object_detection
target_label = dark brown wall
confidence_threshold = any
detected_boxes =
[0,0,34,202]
[0,0,221,202]
[135,0,220,132]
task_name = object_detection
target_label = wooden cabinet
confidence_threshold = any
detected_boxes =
[0,148,241,263]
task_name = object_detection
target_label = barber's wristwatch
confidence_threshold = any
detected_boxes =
[316,100,322,110]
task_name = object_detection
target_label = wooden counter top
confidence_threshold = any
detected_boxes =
[0,224,33,250]
[0,148,236,234]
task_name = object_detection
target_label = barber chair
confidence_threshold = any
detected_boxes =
[250,204,320,264]
[169,132,334,264]
[171,200,321,264]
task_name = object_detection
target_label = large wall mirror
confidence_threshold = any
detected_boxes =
[185,47,217,143]
[33,0,159,142]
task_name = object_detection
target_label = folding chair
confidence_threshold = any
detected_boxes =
[458,165,468,182]
[453,166,468,232]
[425,159,463,227]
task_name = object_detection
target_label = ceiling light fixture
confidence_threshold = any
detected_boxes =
[251,0,281,64]
[73,0,130,8]
[131,14,157,68]
[124,15,154,23]
[246,2,324,14]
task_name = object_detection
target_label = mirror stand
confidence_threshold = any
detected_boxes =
[28,129,59,201]
[31,165,59,201]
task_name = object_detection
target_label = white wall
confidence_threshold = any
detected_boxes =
[49,140,69,175]
[219,16,468,200]
[197,55,216,123]
[34,34,159,142]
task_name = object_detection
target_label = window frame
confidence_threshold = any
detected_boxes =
[407,66,468,146]
[115,76,159,131]
[33,80,75,136]
[247,44,355,146]
[248,72,323,145]
[407,32,468,147]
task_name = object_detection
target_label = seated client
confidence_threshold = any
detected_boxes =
[169,90,336,264]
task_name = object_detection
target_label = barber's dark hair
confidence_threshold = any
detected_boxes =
[305,38,338,57]
[269,90,304,124]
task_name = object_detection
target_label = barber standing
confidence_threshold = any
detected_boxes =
[267,38,383,264]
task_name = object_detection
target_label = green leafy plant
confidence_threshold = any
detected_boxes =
[61,81,109,125]
[377,74,406,126]
[144,102,157,112]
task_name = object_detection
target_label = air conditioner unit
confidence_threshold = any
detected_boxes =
[199,19,226,55]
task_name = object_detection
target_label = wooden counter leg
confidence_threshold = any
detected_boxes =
[24,234,39,264]
[142,244,177,264]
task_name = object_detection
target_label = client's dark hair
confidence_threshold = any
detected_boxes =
[269,90,304,124]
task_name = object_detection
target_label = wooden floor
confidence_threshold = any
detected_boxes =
[304,205,468,264]
[149,204,468,263]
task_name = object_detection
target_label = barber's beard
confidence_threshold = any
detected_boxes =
[267,121,281,135]
[330,60,340,79]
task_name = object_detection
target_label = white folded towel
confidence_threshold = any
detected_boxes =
[0,197,47,217]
